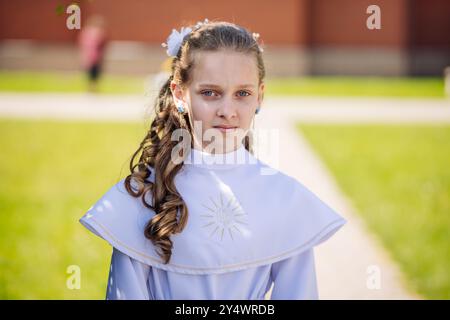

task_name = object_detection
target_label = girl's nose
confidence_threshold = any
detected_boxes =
[216,97,237,119]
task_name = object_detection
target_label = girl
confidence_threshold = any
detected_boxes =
[79,19,347,300]
[78,15,107,93]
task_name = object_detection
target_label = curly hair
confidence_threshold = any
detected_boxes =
[124,20,266,264]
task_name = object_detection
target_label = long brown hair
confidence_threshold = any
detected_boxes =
[124,20,266,264]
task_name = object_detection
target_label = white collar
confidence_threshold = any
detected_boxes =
[79,170,347,274]
[183,144,258,170]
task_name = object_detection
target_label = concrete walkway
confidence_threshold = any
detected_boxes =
[2,93,448,299]
[0,93,449,123]
[256,105,427,300]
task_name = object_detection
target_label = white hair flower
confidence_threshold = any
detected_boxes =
[194,18,209,30]
[252,32,264,53]
[161,19,211,57]
[161,26,193,57]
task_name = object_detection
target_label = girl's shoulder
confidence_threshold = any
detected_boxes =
[79,164,347,275]
[79,177,158,265]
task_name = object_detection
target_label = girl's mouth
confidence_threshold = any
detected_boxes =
[213,126,238,133]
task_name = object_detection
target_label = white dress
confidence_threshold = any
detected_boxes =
[79,144,347,300]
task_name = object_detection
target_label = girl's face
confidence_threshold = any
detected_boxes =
[171,49,264,154]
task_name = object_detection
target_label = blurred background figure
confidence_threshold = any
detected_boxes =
[78,15,108,93]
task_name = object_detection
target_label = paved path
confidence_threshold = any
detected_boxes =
[2,93,447,299]
[0,93,449,123]
[256,106,425,300]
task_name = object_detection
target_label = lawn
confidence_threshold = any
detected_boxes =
[0,118,448,299]
[267,76,445,98]
[0,71,146,95]
[0,71,445,98]
[298,124,450,299]
[0,118,147,299]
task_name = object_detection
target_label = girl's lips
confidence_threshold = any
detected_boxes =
[213,126,238,132]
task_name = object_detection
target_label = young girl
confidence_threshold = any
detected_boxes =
[79,19,347,300]
[78,15,107,93]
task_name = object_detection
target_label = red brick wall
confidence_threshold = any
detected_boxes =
[411,0,450,48]
[1,0,448,49]
[0,0,307,45]
[0,0,79,42]
[83,0,307,44]
[309,0,409,48]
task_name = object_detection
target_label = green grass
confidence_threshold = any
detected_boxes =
[266,76,445,98]
[0,118,148,299]
[0,71,146,94]
[1,118,448,299]
[298,124,450,299]
[0,71,445,98]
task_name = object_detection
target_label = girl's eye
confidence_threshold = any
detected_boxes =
[201,90,217,97]
[201,90,251,97]
[238,91,250,97]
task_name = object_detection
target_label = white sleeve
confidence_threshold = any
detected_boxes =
[106,248,152,300]
[269,248,319,300]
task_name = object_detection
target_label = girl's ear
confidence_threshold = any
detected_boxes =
[170,81,190,114]
[258,82,265,105]
[170,81,184,103]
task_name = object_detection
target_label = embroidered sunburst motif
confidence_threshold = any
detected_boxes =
[200,192,248,241]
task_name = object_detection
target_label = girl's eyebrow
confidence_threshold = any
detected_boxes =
[197,83,255,89]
